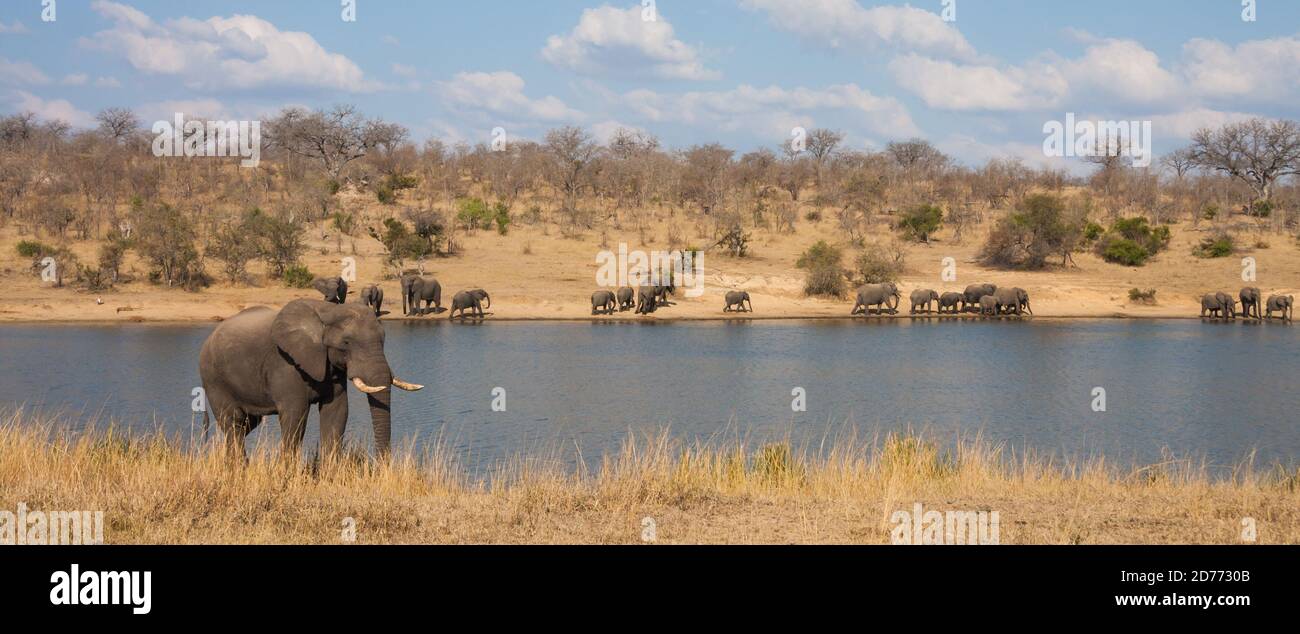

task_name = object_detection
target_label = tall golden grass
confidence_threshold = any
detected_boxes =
[1,408,1296,544]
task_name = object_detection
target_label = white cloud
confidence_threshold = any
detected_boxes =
[62,73,89,86]
[0,20,29,34]
[8,91,95,127]
[740,0,977,61]
[392,63,418,78]
[95,76,122,88]
[135,98,233,123]
[437,71,584,124]
[82,0,376,92]
[1149,107,1259,140]
[590,120,649,144]
[889,54,1067,111]
[0,57,50,85]
[1058,39,1181,107]
[543,5,718,81]
[1181,36,1300,103]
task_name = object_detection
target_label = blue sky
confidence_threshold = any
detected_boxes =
[2,0,1299,168]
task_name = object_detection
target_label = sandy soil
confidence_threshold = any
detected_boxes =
[1,211,1296,324]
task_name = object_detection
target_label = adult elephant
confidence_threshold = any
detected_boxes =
[591,290,617,315]
[963,284,997,310]
[198,299,423,461]
[635,286,659,315]
[1215,291,1237,319]
[616,286,635,312]
[450,289,490,319]
[359,285,383,317]
[653,284,675,307]
[724,290,753,313]
[401,275,442,316]
[313,277,348,304]
[993,287,1032,316]
[909,289,939,314]
[1266,294,1294,321]
[938,292,964,315]
[1200,293,1230,318]
[1239,287,1263,319]
[851,283,900,316]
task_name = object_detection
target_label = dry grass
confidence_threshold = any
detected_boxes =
[1,409,1297,544]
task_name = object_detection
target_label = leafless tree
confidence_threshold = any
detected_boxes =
[1189,118,1300,205]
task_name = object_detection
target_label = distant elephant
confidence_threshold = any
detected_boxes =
[591,290,617,315]
[938,292,964,315]
[617,286,636,311]
[1215,291,1237,319]
[312,277,348,304]
[994,287,1031,316]
[1200,293,1230,318]
[979,295,998,316]
[1239,287,1263,319]
[450,289,490,319]
[653,284,675,306]
[359,285,383,317]
[909,289,940,314]
[198,299,423,461]
[851,283,900,315]
[724,290,753,312]
[401,275,442,316]
[1266,294,1294,321]
[635,286,659,314]
[963,284,997,310]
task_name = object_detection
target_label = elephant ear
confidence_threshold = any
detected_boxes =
[272,300,328,382]
[312,277,331,296]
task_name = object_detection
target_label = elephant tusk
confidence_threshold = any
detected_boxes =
[391,377,424,391]
[352,377,388,394]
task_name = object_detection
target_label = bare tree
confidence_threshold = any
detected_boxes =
[1189,118,1300,205]
[1160,148,1195,180]
[95,107,139,144]
[544,126,598,212]
[265,105,408,182]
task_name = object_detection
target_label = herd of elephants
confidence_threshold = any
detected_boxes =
[194,273,1295,461]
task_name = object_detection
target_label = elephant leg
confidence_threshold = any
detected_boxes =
[276,403,310,461]
[317,385,348,462]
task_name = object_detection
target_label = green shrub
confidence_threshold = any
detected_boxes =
[493,203,511,235]
[456,197,494,230]
[798,240,845,297]
[1250,200,1272,218]
[376,185,397,205]
[1102,238,1149,266]
[1194,233,1234,258]
[1201,204,1219,221]
[16,240,54,259]
[895,204,943,243]
[853,243,904,285]
[282,265,315,288]
[1128,288,1157,304]
[980,194,1083,269]
[1082,221,1104,243]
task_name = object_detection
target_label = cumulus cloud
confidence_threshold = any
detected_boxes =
[81,0,375,92]
[8,91,95,127]
[889,54,1067,111]
[0,57,50,85]
[1149,107,1260,140]
[740,0,977,61]
[542,5,719,80]
[1181,36,1300,103]
[437,71,584,124]
[0,20,29,34]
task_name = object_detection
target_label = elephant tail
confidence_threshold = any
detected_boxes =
[434,285,442,308]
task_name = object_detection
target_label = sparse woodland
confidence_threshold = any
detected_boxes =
[2,105,1298,310]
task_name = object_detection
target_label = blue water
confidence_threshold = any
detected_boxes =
[0,319,1296,472]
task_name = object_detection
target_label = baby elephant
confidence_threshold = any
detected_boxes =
[592,290,617,315]
[359,285,383,317]
[909,289,940,314]
[938,292,964,315]
[724,290,753,313]
[635,286,659,315]
[1266,294,1294,321]
[616,286,635,312]
[312,276,348,304]
[978,295,998,316]
[449,289,490,319]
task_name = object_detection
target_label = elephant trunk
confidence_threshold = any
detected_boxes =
[367,389,392,457]
[482,294,491,310]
